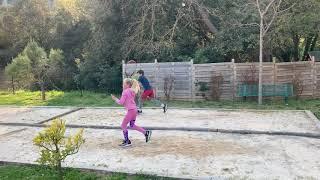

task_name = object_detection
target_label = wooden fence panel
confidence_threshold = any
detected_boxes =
[276,62,314,97]
[194,63,234,100]
[124,61,192,100]
[123,61,320,100]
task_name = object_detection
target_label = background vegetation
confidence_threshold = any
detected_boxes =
[0,0,319,94]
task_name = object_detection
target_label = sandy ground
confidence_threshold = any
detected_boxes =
[0,127,319,179]
[0,126,25,136]
[0,107,73,124]
[0,107,320,179]
[61,108,320,133]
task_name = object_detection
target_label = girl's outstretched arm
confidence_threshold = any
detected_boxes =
[112,92,127,105]
[111,94,118,101]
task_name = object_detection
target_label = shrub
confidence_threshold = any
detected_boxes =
[292,72,304,100]
[163,76,174,101]
[210,74,224,101]
[195,81,209,100]
[33,119,85,180]
[241,63,258,85]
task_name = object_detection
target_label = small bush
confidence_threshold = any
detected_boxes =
[33,119,85,180]
[241,63,258,100]
[292,72,304,100]
[195,81,209,100]
[241,63,258,85]
[163,76,174,101]
[210,74,224,101]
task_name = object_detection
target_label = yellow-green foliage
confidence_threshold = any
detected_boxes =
[33,119,85,169]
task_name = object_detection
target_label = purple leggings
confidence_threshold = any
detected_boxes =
[121,109,145,141]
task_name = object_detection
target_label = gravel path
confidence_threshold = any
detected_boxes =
[0,107,319,179]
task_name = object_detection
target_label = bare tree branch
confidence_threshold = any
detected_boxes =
[263,5,278,35]
[237,22,260,27]
[256,0,262,16]
[277,2,296,14]
[170,8,184,43]
[263,0,295,36]
[151,2,155,42]
[263,0,277,15]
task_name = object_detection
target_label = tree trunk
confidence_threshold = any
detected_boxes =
[80,82,83,97]
[310,34,318,51]
[40,82,46,101]
[303,35,313,61]
[11,76,15,95]
[258,20,263,105]
[293,34,299,61]
[57,160,63,180]
[55,142,63,180]
[77,83,83,97]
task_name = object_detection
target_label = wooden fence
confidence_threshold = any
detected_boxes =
[123,60,193,100]
[123,59,320,100]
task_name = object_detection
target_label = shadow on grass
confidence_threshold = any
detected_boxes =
[0,164,177,180]
[0,91,118,107]
[0,91,49,106]
[46,91,118,107]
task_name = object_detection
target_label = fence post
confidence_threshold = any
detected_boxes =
[232,59,237,100]
[122,60,125,81]
[190,59,195,102]
[311,56,316,98]
[154,59,159,98]
[292,61,296,90]
[171,62,175,100]
[273,58,277,85]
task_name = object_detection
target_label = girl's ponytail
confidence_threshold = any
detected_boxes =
[131,79,140,94]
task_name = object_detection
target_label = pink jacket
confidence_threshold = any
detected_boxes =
[116,88,137,110]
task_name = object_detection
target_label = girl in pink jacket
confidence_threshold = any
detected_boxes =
[111,78,152,147]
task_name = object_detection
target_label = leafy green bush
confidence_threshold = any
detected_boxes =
[33,119,85,180]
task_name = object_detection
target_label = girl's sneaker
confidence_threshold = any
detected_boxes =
[119,140,132,147]
[145,130,152,142]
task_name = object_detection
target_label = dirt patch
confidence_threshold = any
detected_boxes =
[0,128,27,139]
[0,108,31,117]
[0,107,73,124]
[130,136,252,158]
[1,127,320,179]
[85,135,252,158]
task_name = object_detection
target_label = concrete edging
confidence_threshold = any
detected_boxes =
[0,105,309,112]
[305,110,320,130]
[1,123,320,139]
[0,128,27,138]
[36,108,83,124]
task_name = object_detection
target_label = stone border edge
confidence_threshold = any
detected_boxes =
[305,110,320,130]
[0,105,308,113]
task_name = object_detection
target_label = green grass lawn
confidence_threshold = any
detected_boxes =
[0,90,319,119]
[0,90,116,107]
[0,164,174,180]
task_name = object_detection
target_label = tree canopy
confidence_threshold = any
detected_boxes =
[0,0,319,93]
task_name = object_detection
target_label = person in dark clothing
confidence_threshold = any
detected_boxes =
[137,70,167,113]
